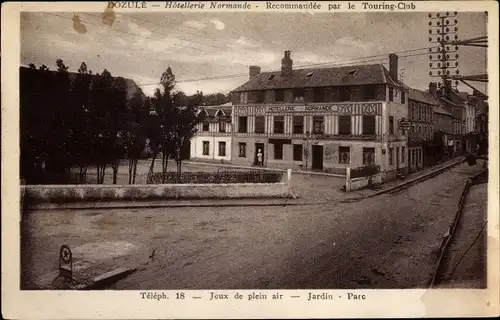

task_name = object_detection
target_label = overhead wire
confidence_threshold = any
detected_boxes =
[31,12,436,92]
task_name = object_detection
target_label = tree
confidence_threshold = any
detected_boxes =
[125,89,148,184]
[171,91,204,179]
[71,62,93,183]
[149,67,177,183]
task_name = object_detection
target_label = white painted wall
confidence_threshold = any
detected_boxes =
[191,135,232,161]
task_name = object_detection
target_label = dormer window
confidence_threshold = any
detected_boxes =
[293,88,304,102]
[306,71,314,78]
[345,69,358,77]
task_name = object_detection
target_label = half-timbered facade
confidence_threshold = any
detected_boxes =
[229,51,409,180]
[190,102,233,162]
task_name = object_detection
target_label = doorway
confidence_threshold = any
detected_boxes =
[311,145,323,170]
[254,143,265,165]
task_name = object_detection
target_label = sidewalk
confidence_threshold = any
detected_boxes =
[436,182,488,288]
[343,156,466,201]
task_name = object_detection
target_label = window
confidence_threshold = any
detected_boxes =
[363,85,376,100]
[313,116,324,134]
[218,141,226,156]
[293,88,304,102]
[202,141,210,155]
[274,116,284,134]
[293,144,303,161]
[239,92,247,104]
[238,142,246,157]
[340,86,351,102]
[218,120,226,133]
[202,122,209,131]
[389,88,394,101]
[256,91,265,103]
[363,147,375,165]
[338,115,352,135]
[346,69,358,77]
[268,75,275,80]
[255,115,265,134]
[389,116,394,135]
[401,90,406,104]
[238,116,248,133]
[362,115,376,135]
[274,143,283,160]
[389,147,394,165]
[339,146,350,164]
[275,89,285,102]
[402,147,406,163]
[313,87,324,102]
[293,116,304,134]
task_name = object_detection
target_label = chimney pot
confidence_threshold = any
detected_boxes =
[429,82,438,97]
[281,50,293,76]
[249,65,261,80]
[389,53,398,82]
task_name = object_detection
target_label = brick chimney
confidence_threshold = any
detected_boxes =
[281,50,293,76]
[429,82,438,97]
[388,53,398,82]
[249,65,261,80]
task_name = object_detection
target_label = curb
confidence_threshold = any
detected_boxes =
[342,157,466,202]
[26,199,307,211]
[429,167,487,288]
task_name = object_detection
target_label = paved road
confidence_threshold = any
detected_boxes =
[21,162,484,289]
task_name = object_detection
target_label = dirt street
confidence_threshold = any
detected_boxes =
[21,162,484,289]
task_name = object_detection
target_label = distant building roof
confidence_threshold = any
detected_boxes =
[198,102,232,118]
[408,88,439,105]
[19,66,147,106]
[232,64,401,92]
[433,105,452,116]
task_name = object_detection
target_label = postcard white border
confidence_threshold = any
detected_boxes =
[2,1,499,319]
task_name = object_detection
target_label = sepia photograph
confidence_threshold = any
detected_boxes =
[17,8,491,292]
[2,2,498,318]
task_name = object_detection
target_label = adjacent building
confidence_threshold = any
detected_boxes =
[428,82,465,156]
[228,50,408,180]
[433,102,454,161]
[190,102,233,162]
[407,88,436,172]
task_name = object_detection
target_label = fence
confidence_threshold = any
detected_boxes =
[350,165,381,179]
[58,171,284,185]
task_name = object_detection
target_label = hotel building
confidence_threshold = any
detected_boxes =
[229,51,409,180]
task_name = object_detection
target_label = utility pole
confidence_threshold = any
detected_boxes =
[428,12,460,93]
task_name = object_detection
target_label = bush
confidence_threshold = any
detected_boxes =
[147,171,282,184]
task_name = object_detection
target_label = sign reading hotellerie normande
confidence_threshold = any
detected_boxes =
[235,103,383,116]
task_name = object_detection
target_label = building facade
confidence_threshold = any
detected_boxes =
[428,82,465,155]
[407,89,436,172]
[190,103,233,162]
[229,51,408,180]
[433,103,454,161]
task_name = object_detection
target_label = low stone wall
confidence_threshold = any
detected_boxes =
[345,173,383,192]
[23,170,293,204]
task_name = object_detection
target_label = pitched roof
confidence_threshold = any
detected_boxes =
[408,88,439,105]
[199,103,232,118]
[232,63,399,92]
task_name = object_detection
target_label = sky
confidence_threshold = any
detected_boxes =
[20,11,487,97]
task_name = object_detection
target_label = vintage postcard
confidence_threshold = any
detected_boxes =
[2,1,499,318]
